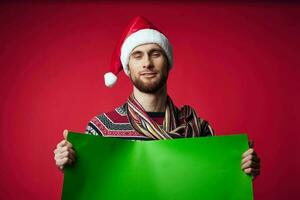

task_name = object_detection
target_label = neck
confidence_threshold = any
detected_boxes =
[132,86,167,112]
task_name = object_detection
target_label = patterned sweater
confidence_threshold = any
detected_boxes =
[85,103,214,140]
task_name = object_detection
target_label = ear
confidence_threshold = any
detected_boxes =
[127,64,131,75]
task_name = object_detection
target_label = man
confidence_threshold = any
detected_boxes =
[54,16,260,179]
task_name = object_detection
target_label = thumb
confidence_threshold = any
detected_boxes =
[248,140,254,148]
[63,129,68,140]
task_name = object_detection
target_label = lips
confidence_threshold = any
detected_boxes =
[140,71,157,77]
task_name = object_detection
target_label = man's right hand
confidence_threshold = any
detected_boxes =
[54,130,76,171]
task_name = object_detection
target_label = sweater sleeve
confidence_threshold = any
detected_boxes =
[85,116,104,136]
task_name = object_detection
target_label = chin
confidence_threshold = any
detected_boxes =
[138,81,166,93]
[130,72,168,93]
[141,78,159,84]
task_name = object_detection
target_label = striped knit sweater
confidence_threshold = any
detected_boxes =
[85,103,214,140]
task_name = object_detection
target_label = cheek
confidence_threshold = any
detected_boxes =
[128,60,137,71]
[129,58,143,67]
[129,62,142,73]
[155,58,168,72]
[128,66,138,78]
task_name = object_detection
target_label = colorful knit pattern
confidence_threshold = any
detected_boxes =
[86,98,214,140]
[127,94,213,139]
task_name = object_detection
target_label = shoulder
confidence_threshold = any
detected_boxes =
[178,104,214,137]
[85,103,130,136]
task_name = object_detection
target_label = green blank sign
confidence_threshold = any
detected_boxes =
[62,133,253,200]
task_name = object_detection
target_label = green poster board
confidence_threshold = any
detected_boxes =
[62,133,253,200]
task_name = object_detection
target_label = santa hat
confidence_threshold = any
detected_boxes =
[104,16,173,87]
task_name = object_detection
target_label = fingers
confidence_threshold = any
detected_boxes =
[241,159,260,170]
[56,157,68,167]
[54,146,76,160]
[54,140,76,170]
[241,145,260,179]
[241,153,260,165]
[63,129,68,139]
[54,147,76,160]
[54,149,76,169]
[243,168,260,177]
[56,139,73,149]
[242,148,257,158]
[53,130,75,171]
[56,140,66,148]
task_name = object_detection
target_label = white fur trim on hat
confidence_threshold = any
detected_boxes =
[104,72,118,87]
[120,29,173,76]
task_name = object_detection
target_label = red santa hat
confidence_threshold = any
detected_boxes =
[104,16,173,87]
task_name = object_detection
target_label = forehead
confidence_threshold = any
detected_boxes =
[131,43,163,53]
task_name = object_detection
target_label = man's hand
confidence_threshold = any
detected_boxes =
[54,130,76,172]
[241,141,260,179]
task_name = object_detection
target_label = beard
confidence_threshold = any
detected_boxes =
[129,70,168,94]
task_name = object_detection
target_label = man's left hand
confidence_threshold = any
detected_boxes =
[241,141,260,179]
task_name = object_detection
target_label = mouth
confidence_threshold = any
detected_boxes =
[140,72,157,78]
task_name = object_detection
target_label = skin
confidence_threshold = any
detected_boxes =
[54,43,261,179]
[127,43,169,112]
[54,130,75,171]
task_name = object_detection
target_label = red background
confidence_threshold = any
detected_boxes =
[0,1,299,199]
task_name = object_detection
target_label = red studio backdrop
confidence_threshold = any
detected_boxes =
[0,1,299,200]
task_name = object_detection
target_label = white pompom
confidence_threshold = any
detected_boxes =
[104,72,117,87]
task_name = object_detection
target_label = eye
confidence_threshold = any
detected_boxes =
[132,53,142,59]
[152,51,161,58]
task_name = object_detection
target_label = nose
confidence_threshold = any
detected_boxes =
[142,55,152,69]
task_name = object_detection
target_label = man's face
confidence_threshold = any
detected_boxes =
[128,43,169,93]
